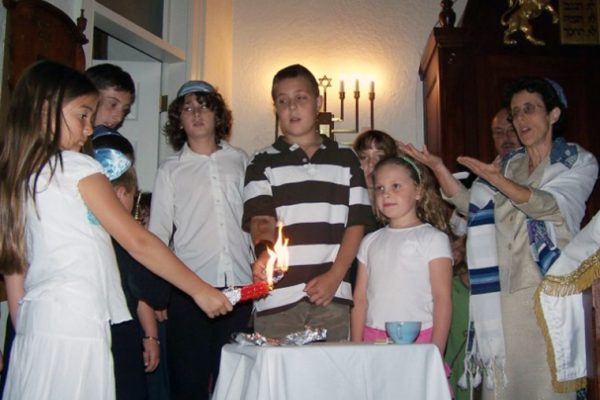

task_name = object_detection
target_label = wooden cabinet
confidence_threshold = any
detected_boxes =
[1,0,88,120]
[3,0,87,85]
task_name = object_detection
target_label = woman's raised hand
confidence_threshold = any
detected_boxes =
[457,156,501,183]
[397,141,444,170]
[398,141,461,198]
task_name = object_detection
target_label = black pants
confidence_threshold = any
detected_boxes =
[111,319,148,400]
[167,288,252,400]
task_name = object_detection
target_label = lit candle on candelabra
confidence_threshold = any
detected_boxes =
[368,79,375,130]
[222,222,289,305]
[339,79,346,120]
[354,79,359,92]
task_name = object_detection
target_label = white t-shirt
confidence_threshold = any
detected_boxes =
[357,223,452,330]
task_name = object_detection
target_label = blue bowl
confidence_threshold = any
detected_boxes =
[385,321,421,344]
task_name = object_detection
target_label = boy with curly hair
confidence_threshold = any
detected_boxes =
[148,81,252,400]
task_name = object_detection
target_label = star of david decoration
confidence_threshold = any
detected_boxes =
[318,75,332,90]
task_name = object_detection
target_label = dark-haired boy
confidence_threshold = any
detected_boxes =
[86,63,135,130]
[243,64,372,340]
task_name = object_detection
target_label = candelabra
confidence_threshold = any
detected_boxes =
[319,75,375,136]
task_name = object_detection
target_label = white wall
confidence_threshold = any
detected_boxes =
[0,0,467,158]
[203,0,233,103]
[229,0,466,154]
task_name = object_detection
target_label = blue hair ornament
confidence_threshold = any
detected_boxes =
[87,148,133,225]
[93,148,132,181]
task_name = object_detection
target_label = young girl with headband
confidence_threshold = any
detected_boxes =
[0,60,231,399]
[350,155,453,358]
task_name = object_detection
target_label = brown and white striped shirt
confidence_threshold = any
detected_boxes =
[243,135,373,313]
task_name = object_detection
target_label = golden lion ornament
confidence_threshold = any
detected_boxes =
[501,0,559,45]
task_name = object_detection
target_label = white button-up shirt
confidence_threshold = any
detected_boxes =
[149,141,253,286]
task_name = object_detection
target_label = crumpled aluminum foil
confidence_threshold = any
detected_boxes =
[222,287,241,305]
[233,326,327,346]
[280,327,327,345]
[232,332,273,346]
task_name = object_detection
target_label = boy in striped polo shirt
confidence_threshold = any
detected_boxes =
[242,64,373,340]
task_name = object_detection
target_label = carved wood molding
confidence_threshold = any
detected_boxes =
[2,0,88,89]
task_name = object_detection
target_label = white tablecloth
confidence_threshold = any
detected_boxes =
[213,342,451,400]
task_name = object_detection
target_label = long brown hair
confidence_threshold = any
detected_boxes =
[0,60,98,274]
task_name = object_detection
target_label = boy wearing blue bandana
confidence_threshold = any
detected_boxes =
[93,130,170,400]
[148,81,252,400]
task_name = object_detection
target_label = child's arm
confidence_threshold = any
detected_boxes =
[155,309,168,321]
[304,224,364,306]
[249,215,277,282]
[5,271,25,326]
[137,300,160,372]
[429,257,453,355]
[350,262,368,342]
[79,173,232,318]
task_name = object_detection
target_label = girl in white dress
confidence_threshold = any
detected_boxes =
[0,61,232,399]
[350,155,453,357]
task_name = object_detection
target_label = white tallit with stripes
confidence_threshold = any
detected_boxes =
[462,177,506,390]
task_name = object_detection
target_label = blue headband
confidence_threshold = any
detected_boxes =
[176,80,215,99]
[94,148,132,181]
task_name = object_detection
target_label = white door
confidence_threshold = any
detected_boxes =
[92,60,162,192]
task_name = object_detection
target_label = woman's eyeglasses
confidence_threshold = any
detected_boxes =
[508,103,545,122]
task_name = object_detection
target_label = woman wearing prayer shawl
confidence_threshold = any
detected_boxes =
[400,77,598,399]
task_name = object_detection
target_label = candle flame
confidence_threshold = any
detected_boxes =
[265,221,289,286]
